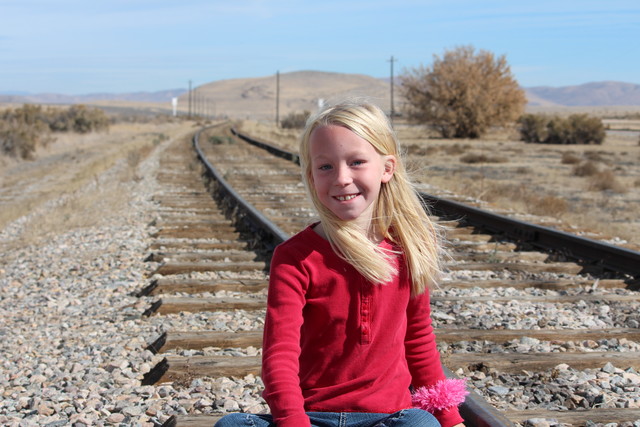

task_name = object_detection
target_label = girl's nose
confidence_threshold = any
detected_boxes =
[335,165,353,186]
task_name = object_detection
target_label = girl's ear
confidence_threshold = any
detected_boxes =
[381,155,396,183]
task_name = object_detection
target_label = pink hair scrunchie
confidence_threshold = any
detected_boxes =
[411,378,469,412]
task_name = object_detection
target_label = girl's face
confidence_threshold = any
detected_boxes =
[309,125,395,231]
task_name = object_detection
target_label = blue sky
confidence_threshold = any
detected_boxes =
[1,0,638,95]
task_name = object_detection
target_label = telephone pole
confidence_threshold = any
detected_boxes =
[188,80,192,119]
[275,70,280,127]
[387,56,397,124]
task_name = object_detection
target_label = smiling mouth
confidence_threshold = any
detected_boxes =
[334,194,359,201]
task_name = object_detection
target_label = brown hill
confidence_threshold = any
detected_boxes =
[180,73,640,119]
[178,70,392,120]
[4,71,639,118]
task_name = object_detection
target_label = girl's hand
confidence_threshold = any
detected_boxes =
[451,424,466,427]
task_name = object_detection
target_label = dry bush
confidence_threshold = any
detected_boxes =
[1,104,110,160]
[400,45,526,138]
[519,113,605,144]
[0,117,53,159]
[280,110,310,129]
[583,150,609,163]
[588,170,627,193]
[572,161,599,177]
[529,195,569,217]
[481,182,521,202]
[481,182,568,217]
[561,151,581,164]
[515,166,532,174]
[47,105,110,133]
[460,152,508,164]
[406,144,434,156]
[517,114,548,143]
[567,114,606,145]
[443,143,469,155]
[0,104,55,159]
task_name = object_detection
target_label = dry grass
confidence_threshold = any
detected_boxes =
[561,151,582,164]
[0,122,194,250]
[233,116,640,245]
[588,170,628,193]
[459,152,508,164]
[572,161,600,177]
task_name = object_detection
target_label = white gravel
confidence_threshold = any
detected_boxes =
[1,138,638,426]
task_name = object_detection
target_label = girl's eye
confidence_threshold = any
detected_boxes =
[318,164,332,171]
[351,160,364,166]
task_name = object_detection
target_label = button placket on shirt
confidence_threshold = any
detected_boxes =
[360,281,372,345]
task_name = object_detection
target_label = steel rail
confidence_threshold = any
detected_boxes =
[202,127,515,427]
[419,194,640,278]
[193,126,289,249]
[230,127,640,280]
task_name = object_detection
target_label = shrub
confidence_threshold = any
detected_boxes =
[406,144,436,156]
[589,170,627,193]
[567,114,605,145]
[400,45,526,138]
[530,195,568,217]
[1,104,110,159]
[515,166,532,174]
[0,105,53,159]
[460,152,507,164]
[561,151,581,164]
[583,150,606,162]
[443,143,469,155]
[519,113,605,145]
[48,105,110,133]
[280,110,310,129]
[517,114,548,143]
[572,161,599,177]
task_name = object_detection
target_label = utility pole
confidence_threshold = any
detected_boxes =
[188,80,192,119]
[193,88,198,118]
[387,56,397,124]
[276,70,280,127]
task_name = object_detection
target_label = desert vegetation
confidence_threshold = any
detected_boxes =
[0,104,110,160]
[0,120,194,250]
[518,113,606,145]
[400,45,526,139]
[280,110,310,129]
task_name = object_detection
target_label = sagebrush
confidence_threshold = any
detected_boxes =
[0,104,110,159]
[280,110,310,129]
[400,45,526,138]
[518,113,605,145]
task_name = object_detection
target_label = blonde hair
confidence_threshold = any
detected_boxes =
[299,101,443,295]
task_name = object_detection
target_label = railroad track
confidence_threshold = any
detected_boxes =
[137,124,640,426]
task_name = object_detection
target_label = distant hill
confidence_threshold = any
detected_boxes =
[178,70,391,120]
[3,72,639,119]
[0,89,186,105]
[524,81,640,107]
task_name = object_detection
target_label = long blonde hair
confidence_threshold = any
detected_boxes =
[299,101,443,295]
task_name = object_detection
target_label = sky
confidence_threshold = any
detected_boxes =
[1,0,638,95]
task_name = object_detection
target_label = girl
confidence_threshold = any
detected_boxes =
[216,102,466,427]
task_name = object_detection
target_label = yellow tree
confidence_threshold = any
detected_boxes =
[401,45,526,138]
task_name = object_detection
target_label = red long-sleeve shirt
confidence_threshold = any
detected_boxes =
[262,225,464,427]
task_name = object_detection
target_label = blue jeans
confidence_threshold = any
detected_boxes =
[214,409,440,426]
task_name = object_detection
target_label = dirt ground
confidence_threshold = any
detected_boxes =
[0,120,196,251]
[239,118,640,248]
